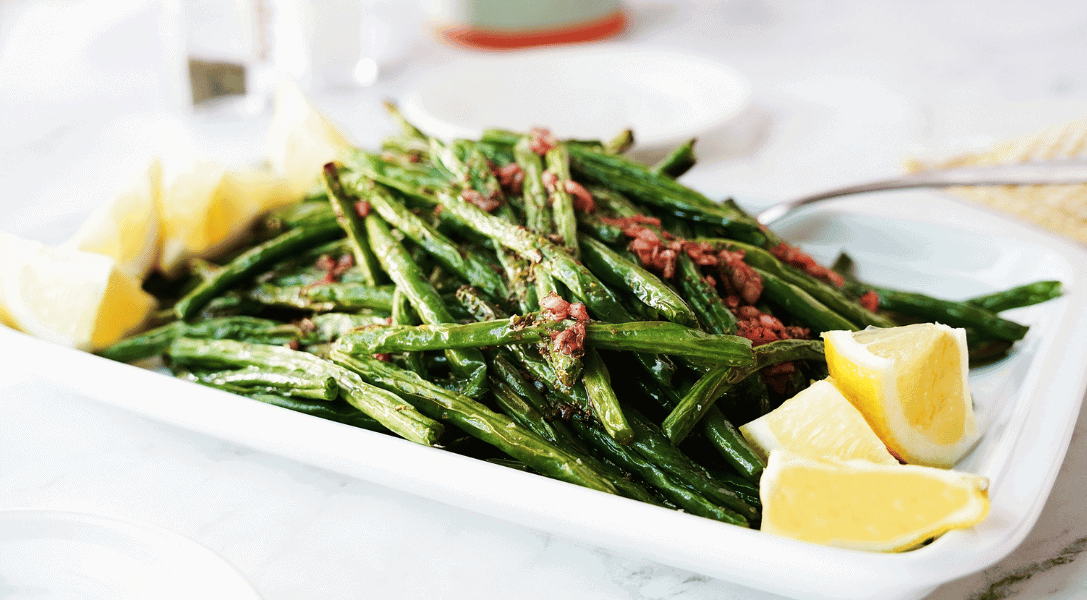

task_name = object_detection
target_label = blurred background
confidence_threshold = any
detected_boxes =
[4,0,1086,244]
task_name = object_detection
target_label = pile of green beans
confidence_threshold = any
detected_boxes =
[100,110,1062,530]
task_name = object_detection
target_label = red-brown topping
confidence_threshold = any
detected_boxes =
[771,242,845,288]
[314,253,355,285]
[858,290,879,312]
[541,169,559,193]
[529,127,556,155]
[354,200,371,218]
[495,163,525,196]
[717,249,763,306]
[564,180,596,213]
[538,292,589,357]
[460,188,501,212]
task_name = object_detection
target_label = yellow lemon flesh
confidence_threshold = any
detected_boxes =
[63,158,163,280]
[760,450,989,552]
[157,157,293,276]
[0,232,156,351]
[265,80,353,197]
[740,378,899,465]
[823,323,979,468]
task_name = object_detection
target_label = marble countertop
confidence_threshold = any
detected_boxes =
[3,1,1087,599]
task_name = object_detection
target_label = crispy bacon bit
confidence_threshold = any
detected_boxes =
[539,292,589,358]
[460,188,501,212]
[372,353,392,362]
[771,242,845,288]
[859,290,880,312]
[539,291,571,321]
[718,249,763,305]
[529,127,557,155]
[733,305,810,347]
[541,170,559,193]
[550,321,587,356]
[684,241,719,267]
[354,200,371,218]
[598,215,662,237]
[285,340,301,351]
[495,163,525,196]
[567,302,589,322]
[314,253,355,285]
[297,318,318,333]
[564,180,596,213]
[315,254,337,272]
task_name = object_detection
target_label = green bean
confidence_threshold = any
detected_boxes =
[579,235,698,327]
[333,317,754,367]
[382,100,428,141]
[262,200,336,233]
[581,348,633,444]
[308,312,392,343]
[247,282,395,313]
[321,164,384,286]
[866,286,1030,341]
[190,365,338,400]
[604,129,635,155]
[174,220,344,320]
[364,213,488,397]
[565,144,763,239]
[651,138,697,178]
[661,339,826,444]
[177,371,390,433]
[545,143,579,256]
[98,316,303,363]
[514,137,553,235]
[167,338,443,445]
[434,189,631,323]
[585,321,753,366]
[966,280,1063,313]
[329,350,621,495]
[623,407,759,521]
[364,183,506,300]
[701,238,893,329]
[568,415,748,525]
[676,253,738,335]
[753,267,858,333]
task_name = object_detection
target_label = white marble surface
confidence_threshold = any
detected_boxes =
[3,1,1087,599]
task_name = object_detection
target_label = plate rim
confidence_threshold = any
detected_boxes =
[397,43,753,148]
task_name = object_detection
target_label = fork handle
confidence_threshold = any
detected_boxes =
[755,160,1087,225]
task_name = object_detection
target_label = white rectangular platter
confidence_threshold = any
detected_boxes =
[3,193,1086,600]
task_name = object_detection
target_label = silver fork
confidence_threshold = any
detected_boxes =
[754,160,1087,226]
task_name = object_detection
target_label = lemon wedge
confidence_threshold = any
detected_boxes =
[156,156,293,276]
[0,232,156,351]
[265,80,353,197]
[760,450,989,552]
[63,158,163,280]
[822,323,979,468]
[740,378,899,465]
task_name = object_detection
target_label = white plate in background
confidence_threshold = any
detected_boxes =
[0,510,261,600]
[399,45,751,148]
[3,193,1087,600]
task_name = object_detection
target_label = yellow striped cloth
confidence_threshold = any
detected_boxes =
[907,118,1087,244]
